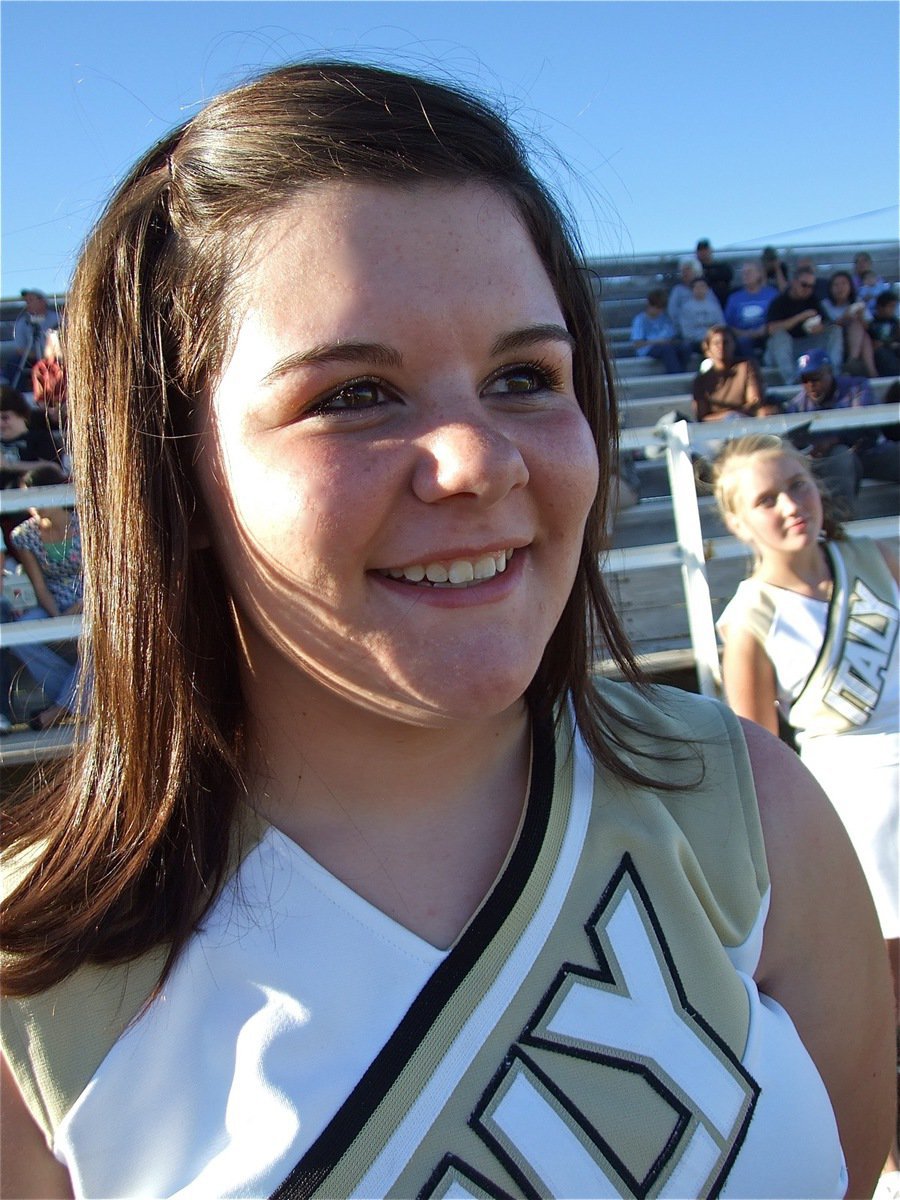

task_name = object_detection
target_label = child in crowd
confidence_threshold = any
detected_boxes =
[630,289,688,373]
[858,269,886,319]
[869,291,900,377]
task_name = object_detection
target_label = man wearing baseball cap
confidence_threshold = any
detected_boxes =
[1,289,60,389]
[787,350,898,510]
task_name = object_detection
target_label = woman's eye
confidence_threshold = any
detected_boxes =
[310,379,391,416]
[483,361,563,396]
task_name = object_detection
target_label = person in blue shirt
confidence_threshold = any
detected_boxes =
[724,262,779,360]
[630,289,688,373]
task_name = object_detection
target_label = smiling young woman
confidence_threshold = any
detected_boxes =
[1,64,895,1199]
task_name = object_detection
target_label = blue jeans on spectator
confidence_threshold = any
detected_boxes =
[765,328,843,384]
[647,341,688,374]
[734,335,766,361]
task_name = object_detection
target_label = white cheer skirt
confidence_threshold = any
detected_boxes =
[801,730,899,938]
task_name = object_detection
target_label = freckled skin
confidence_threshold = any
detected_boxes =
[197,182,599,728]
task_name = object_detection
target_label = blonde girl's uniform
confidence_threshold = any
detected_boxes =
[718,536,899,937]
[1,684,847,1199]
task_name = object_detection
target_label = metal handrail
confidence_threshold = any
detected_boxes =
[619,402,900,453]
[0,483,76,513]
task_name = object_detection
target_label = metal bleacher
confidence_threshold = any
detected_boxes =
[1,241,898,761]
[588,240,899,692]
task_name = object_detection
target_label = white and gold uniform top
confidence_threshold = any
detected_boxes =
[2,683,846,1199]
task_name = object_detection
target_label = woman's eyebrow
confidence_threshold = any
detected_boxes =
[260,341,403,387]
[259,324,575,388]
[489,324,576,356]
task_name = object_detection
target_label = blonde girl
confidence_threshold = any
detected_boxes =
[714,433,899,1001]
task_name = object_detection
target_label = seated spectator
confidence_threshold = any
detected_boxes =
[851,251,886,293]
[821,271,876,377]
[786,350,899,511]
[868,290,900,377]
[692,326,779,421]
[695,238,733,306]
[764,266,843,383]
[0,387,59,490]
[0,386,63,568]
[760,246,788,293]
[629,289,688,374]
[791,257,829,302]
[678,278,725,354]
[724,262,779,359]
[857,269,885,319]
[8,464,82,731]
[0,289,61,390]
[666,257,702,330]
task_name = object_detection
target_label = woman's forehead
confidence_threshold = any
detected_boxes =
[229,182,562,343]
[736,452,809,490]
[206,180,569,412]
[250,180,533,262]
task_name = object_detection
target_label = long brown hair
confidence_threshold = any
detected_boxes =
[3,61,661,997]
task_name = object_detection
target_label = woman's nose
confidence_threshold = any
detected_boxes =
[411,417,529,505]
[777,490,799,515]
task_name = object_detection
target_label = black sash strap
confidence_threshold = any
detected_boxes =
[270,716,555,1200]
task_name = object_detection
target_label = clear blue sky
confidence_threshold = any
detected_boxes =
[2,0,897,298]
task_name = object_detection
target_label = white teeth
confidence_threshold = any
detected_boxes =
[379,548,517,588]
[448,560,474,584]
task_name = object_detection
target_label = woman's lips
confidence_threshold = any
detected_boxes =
[376,547,516,589]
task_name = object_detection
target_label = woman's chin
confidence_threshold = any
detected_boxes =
[340,669,534,729]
